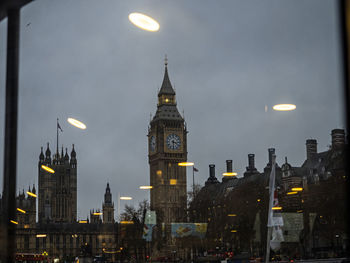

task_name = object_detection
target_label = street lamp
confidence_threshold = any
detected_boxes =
[178,162,196,198]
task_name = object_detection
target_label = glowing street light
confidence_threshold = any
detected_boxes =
[287,191,298,195]
[78,220,88,224]
[291,187,303,192]
[128,13,160,32]
[272,104,296,111]
[67,118,86,130]
[41,165,55,174]
[36,234,47,238]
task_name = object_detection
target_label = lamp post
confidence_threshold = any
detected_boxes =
[178,162,196,198]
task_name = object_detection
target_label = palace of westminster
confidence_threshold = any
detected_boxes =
[0,60,348,260]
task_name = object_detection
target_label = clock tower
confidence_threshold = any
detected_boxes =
[148,58,187,226]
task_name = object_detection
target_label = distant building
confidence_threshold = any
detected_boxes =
[0,144,118,261]
[189,129,348,259]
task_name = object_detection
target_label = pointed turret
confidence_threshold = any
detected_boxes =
[64,148,69,162]
[158,56,176,97]
[152,57,183,122]
[32,184,36,194]
[45,143,51,164]
[39,147,44,162]
[104,182,112,204]
[70,144,77,167]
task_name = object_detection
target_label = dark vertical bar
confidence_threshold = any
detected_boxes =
[2,8,20,263]
[339,0,350,256]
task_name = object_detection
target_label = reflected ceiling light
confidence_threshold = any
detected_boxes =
[170,179,177,185]
[272,206,282,210]
[257,199,261,202]
[128,12,160,32]
[139,186,153,189]
[120,220,134,224]
[178,162,194,166]
[78,220,88,223]
[41,165,55,174]
[230,230,237,233]
[10,220,18,225]
[36,234,47,238]
[17,208,26,214]
[287,191,298,195]
[297,210,303,213]
[67,118,86,130]
[27,191,37,198]
[222,172,237,177]
[291,187,303,192]
[272,104,296,111]
[120,196,132,200]
[227,214,237,217]
[93,212,102,216]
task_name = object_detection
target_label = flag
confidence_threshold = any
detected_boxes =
[57,121,63,132]
[193,167,199,172]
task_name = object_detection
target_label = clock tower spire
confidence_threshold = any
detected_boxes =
[148,58,188,230]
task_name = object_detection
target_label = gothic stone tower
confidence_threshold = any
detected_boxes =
[38,143,77,223]
[148,60,187,225]
[102,183,115,223]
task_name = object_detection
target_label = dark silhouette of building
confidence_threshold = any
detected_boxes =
[38,144,77,223]
[148,58,188,224]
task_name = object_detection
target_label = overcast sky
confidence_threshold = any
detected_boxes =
[0,0,345,220]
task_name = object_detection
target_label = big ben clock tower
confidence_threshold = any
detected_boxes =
[148,58,187,226]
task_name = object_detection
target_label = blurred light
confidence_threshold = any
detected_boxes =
[291,187,303,192]
[17,208,26,214]
[10,220,18,225]
[156,170,162,176]
[128,13,160,32]
[41,165,55,174]
[93,212,102,216]
[230,230,237,233]
[79,220,88,223]
[27,191,37,198]
[223,172,237,177]
[24,224,30,229]
[170,179,177,185]
[120,220,134,224]
[272,206,282,210]
[257,199,261,202]
[297,210,303,213]
[140,186,153,189]
[36,234,47,238]
[287,191,298,195]
[227,214,237,217]
[272,104,296,111]
[178,162,194,166]
[120,196,132,200]
[67,118,86,130]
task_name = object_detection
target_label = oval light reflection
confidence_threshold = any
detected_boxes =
[272,104,296,111]
[67,118,86,130]
[128,13,160,32]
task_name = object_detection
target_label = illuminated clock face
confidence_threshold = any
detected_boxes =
[150,136,156,151]
[166,134,181,150]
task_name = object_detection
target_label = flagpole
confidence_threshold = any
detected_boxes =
[192,166,195,198]
[265,154,276,263]
[56,118,59,157]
